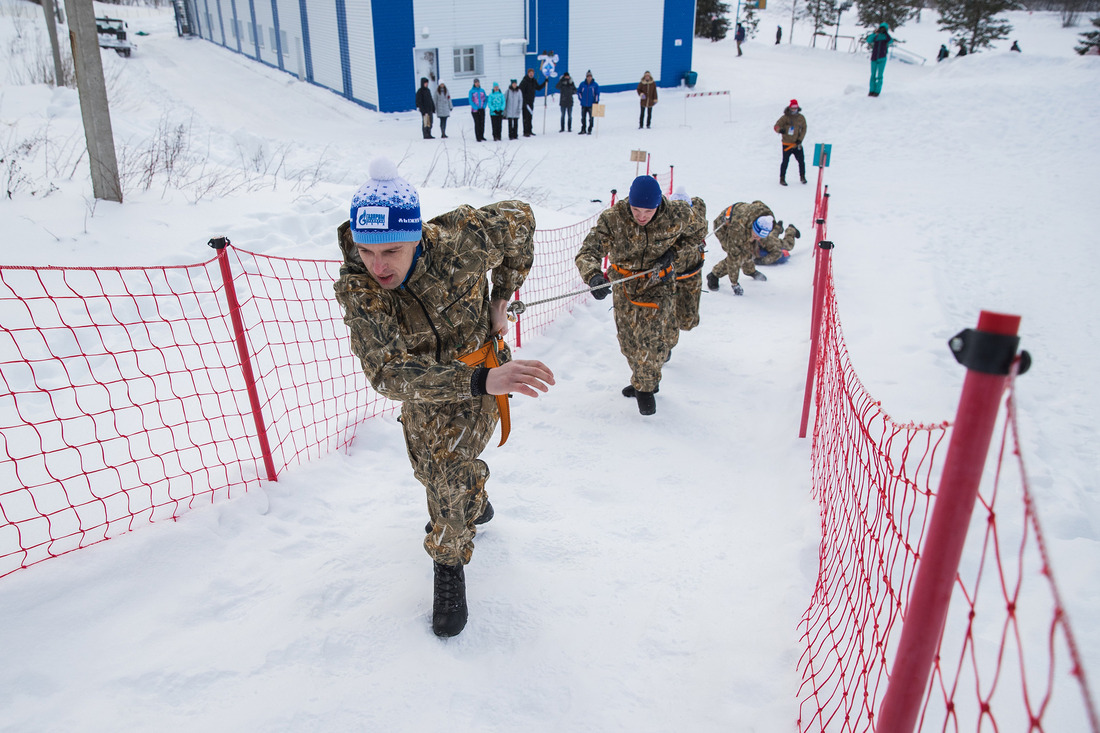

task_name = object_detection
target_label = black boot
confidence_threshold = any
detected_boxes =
[622,384,659,397]
[748,271,767,282]
[432,562,467,637]
[635,390,657,416]
[426,501,494,534]
[706,272,720,291]
[780,177,788,186]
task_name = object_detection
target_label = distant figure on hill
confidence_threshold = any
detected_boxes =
[957,43,968,56]
[1011,40,1021,52]
[735,23,747,56]
[774,99,807,186]
[865,23,894,97]
[776,25,783,44]
[937,44,950,62]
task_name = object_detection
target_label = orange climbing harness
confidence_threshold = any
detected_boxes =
[458,334,511,446]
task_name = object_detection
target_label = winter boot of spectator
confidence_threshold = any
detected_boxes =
[800,175,808,184]
[780,177,788,186]
[789,224,801,239]
[732,283,744,296]
[706,272,720,291]
[749,271,767,282]
[432,562,468,637]
[426,501,494,534]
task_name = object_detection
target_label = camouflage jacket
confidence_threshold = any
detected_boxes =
[713,201,774,260]
[575,197,707,298]
[683,196,708,275]
[334,201,535,403]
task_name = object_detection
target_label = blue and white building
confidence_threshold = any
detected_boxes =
[179,0,697,111]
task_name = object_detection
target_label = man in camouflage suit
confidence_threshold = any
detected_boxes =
[575,175,706,415]
[706,201,799,296]
[333,158,555,638]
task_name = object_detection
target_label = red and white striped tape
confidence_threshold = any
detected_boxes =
[684,90,730,99]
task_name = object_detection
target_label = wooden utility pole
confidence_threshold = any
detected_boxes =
[41,0,65,86]
[62,0,122,203]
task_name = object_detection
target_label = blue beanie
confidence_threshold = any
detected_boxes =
[752,215,775,238]
[628,175,663,209]
[350,158,422,244]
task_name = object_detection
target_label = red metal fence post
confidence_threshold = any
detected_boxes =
[876,310,1025,732]
[209,237,278,482]
[798,240,834,439]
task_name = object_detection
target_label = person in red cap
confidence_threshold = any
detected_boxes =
[773,99,807,186]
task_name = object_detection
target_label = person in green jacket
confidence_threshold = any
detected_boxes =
[865,23,894,97]
[487,82,506,141]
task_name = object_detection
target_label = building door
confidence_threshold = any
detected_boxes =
[414,47,438,86]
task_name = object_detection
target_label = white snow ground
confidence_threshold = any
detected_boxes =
[0,1,1098,730]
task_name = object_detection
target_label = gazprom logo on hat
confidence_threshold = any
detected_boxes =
[356,206,389,230]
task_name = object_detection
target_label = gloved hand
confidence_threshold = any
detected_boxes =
[589,273,611,300]
[656,250,675,283]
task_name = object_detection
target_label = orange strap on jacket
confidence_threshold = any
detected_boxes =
[458,334,511,447]
[782,141,800,151]
[609,261,675,282]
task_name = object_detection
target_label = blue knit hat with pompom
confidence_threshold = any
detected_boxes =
[350,158,422,244]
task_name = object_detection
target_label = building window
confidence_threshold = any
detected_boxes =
[452,45,482,76]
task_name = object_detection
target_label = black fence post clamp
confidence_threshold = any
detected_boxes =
[948,328,1032,375]
[208,236,231,250]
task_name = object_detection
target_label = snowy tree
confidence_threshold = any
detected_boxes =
[937,0,1019,53]
[743,6,762,37]
[696,0,732,41]
[856,0,918,31]
[1075,15,1100,53]
[804,0,841,42]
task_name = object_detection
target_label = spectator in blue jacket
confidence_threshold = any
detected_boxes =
[487,82,505,141]
[577,70,600,135]
[468,79,488,142]
[865,23,894,97]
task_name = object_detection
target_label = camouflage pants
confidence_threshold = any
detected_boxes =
[757,225,799,265]
[710,249,757,285]
[612,283,677,392]
[675,268,703,332]
[401,395,499,566]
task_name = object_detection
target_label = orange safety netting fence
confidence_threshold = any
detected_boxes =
[0,217,593,579]
[796,243,1099,729]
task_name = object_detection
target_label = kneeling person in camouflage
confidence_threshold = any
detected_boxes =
[334,158,555,638]
[575,175,706,416]
[707,201,794,295]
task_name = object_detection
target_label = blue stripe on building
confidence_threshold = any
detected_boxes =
[298,0,313,82]
[660,0,693,87]
[372,0,414,112]
[270,0,283,71]
[335,0,353,98]
[528,0,569,95]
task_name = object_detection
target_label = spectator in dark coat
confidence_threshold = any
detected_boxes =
[556,72,576,132]
[735,23,746,56]
[416,77,435,139]
[637,71,657,129]
[518,68,546,137]
[776,25,782,44]
[937,44,950,62]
